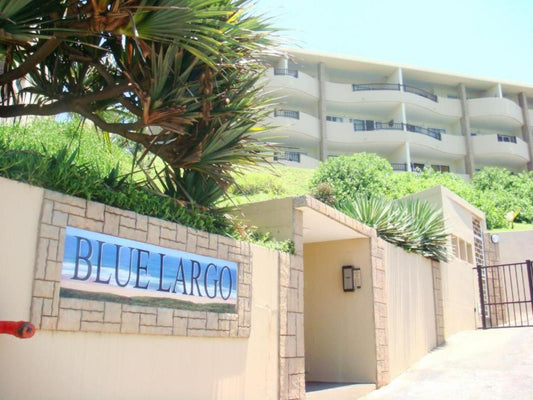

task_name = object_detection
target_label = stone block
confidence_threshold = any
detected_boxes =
[206,313,219,330]
[52,210,68,227]
[68,215,103,232]
[81,321,104,332]
[30,298,43,327]
[47,239,59,262]
[188,317,206,330]
[40,223,60,240]
[238,326,250,337]
[33,280,55,298]
[147,223,161,245]
[86,201,105,221]
[120,215,136,229]
[45,260,62,281]
[157,308,174,327]
[288,373,302,400]
[173,317,188,335]
[218,319,229,331]
[104,302,122,323]
[280,335,297,358]
[103,212,120,236]
[119,225,146,242]
[58,308,81,331]
[54,202,85,217]
[82,310,104,322]
[41,316,58,330]
[197,235,209,249]
[136,215,148,231]
[176,225,188,244]
[121,312,140,334]
[186,232,198,253]
[140,313,157,326]
[160,226,176,241]
[41,199,54,224]
[42,299,53,316]
[287,288,299,313]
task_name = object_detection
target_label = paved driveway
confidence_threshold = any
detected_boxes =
[362,328,533,400]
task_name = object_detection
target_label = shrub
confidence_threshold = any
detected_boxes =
[310,153,394,206]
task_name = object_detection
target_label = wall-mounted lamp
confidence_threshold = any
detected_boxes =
[342,265,362,292]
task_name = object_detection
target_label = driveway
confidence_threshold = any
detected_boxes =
[361,328,533,400]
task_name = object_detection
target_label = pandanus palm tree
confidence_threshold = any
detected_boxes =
[0,0,276,206]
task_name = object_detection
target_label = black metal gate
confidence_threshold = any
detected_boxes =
[476,260,533,329]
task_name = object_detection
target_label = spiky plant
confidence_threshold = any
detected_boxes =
[0,0,277,207]
[340,195,448,261]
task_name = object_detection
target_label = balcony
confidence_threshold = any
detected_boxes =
[274,109,300,119]
[270,110,320,145]
[497,134,517,144]
[468,97,523,129]
[265,68,319,98]
[274,151,302,162]
[352,83,438,102]
[353,120,443,141]
[273,68,298,78]
[472,134,530,169]
[391,163,408,171]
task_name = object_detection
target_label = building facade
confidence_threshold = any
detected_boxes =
[262,48,533,177]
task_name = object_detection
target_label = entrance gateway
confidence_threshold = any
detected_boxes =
[476,260,533,328]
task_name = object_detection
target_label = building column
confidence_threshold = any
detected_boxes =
[317,62,328,161]
[458,83,475,177]
[518,92,533,171]
[405,142,412,171]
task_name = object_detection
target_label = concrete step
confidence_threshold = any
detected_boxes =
[306,382,376,400]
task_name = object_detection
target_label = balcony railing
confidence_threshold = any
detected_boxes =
[353,120,443,140]
[405,124,443,140]
[391,163,408,171]
[497,134,517,144]
[352,83,438,102]
[274,151,302,163]
[273,68,299,78]
[274,110,300,119]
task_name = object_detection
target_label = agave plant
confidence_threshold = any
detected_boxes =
[340,195,449,261]
[0,0,277,207]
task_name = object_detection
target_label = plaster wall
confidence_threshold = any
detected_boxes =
[237,197,294,242]
[303,239,376,384]
[0,178,280,400]
[384,243,436,380]
[492,230,533,264]
[406,186,482,338]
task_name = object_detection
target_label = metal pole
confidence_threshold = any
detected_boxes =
[526,260,533,318]
[477,264,487,329]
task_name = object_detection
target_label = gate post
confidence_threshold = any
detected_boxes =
[526,260,533,317]
[476,264,487,329]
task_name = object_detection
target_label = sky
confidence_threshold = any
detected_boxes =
[253,0,533,84]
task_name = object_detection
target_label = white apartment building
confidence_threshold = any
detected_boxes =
[262,48,533,177]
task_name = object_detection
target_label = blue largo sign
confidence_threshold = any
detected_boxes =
[61,227,238,309]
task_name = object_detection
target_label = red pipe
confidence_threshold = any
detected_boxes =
[0,321,36,339]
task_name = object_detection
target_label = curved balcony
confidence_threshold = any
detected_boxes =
[325,82,462,119]
[468,97,523,129]
[264,68,319,99]
[472,134,530,168]
[326,120,466,158]
[267,110,320,147]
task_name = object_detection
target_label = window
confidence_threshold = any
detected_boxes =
[326,115,344,123]
[450,235,474,264]
[411,162,425,171]
[431,164,450,173]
